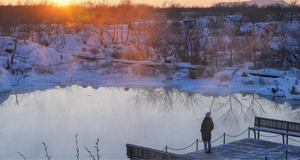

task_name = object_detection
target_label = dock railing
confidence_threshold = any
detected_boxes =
[126,144,194,160]
[164,128,249,153]
[126,123,300,159]
[126,128,250,160]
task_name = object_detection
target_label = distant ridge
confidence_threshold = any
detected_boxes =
[213,0,289,7]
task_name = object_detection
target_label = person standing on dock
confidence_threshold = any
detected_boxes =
[201,112,214,153]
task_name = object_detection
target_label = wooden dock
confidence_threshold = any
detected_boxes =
[185,138,300,159]
[126,138,300,159]
[127,117,300,159]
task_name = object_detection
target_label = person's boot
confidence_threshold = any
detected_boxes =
[207,149,211,153]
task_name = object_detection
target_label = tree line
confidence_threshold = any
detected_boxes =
[1,0,300,71]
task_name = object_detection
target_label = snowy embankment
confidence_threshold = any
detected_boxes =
[1,35,300,100]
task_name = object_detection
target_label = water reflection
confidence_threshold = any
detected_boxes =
[0,86,299,159]
[131,88,299,124]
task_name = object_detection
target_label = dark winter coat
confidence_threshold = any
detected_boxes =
[200,117,214,141]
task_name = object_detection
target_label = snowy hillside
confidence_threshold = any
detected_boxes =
[1,3,300,101]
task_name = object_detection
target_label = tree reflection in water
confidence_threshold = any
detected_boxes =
[212,94,266,126]
[131,87,300,125]
[1,87,300,124]
[133,88,176,112]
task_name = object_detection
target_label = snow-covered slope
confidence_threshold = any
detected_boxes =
[1,18,300,101]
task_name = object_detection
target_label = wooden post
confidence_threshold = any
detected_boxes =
[257,117,260,139]
[248,127,250,138]
[129,146,133,160]
[196,139,198,151]
[287,123,289,144]
[223,133,226,144]
[282,135,285,144]
[254,130,256,139]
[166,145,168,153]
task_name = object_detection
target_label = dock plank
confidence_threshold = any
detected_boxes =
[185,138,300,159]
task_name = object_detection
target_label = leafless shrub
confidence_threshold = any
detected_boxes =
[248,62,263,70]
[100,61,111,68]
[84,147,96,160]
[259,78,266,85]
[82,48,88,52]
[90,48,100,55]
[42,142,52,160]
[123,51,136,61]
[242,79,255,85]
[80,62,92,71]
[123,50,142,61]
[84,138,100,160]
[108,63,125,74]
[292,69,300,79]
[80,61,104,71]
[160,65,170,76]
[203,68,217,78]
[34,65,54,74]
[131,65,156,77]
[17,48,34,62]
[75,134,79,160]
[111,50,122,59]
[18,152,26,160]
[190,54,201,65]
[241,72,248,77]
[219,74,232,81]
[94,61,104,70]
[94,138,101,160]
[188,70,198,79]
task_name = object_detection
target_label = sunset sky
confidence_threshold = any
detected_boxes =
[2,0,240,7]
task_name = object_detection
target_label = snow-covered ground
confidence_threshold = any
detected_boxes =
[0,35,300,101]
[1,19,300,101]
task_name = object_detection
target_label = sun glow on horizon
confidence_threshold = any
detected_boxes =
[2,0,281,7]
[1,0,215,7]
[53,0,70,6]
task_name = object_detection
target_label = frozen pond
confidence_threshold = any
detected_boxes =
[0,86,299,159]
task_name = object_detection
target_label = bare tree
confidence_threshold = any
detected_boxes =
[205,17,225,67]
[222,21,244,67]
[287,0,299,23]
[270,23,293,67]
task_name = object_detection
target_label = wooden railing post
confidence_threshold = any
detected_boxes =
[196,139,198,151]
[287,123,289,144]
[223,132,226,144]
[248,127,250,138]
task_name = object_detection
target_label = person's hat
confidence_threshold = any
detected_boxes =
[205,112,211,117]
